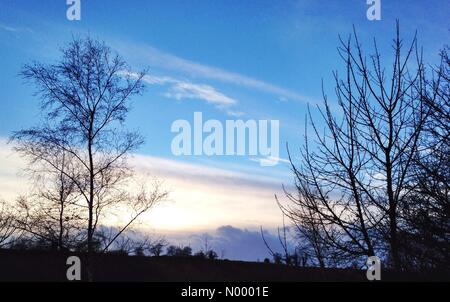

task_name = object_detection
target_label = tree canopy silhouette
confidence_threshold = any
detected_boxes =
[11,37,167,277]
[279,23,448,271]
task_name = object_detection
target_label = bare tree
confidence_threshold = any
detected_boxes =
[12,144,83,250]
[399,46,450,270]
[101,180,168,253]
[148,238,168,256]
[10,37,169,280]
[277,194,330,267]
[14,37,145,255]
[0,200,17,248]
[130,234,168,257]
[260,217,306,267]
[166,245,192,257]
[281,22,432,270]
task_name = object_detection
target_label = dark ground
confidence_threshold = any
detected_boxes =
[0,249,447,282]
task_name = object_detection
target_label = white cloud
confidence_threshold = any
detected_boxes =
[128,73,241,115]
[225,110,246,118]
[163,81,236,106]
[0,23,33,33]
[116,42,314,103]
[140,74,177,85]
[0,140,287,233]
[128,153,289,232]
[165,225,296,261]
[250,156,291,166]
[0,141,30,201]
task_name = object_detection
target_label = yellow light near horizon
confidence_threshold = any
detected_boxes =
[0,139,285,234]
[143,206,202,231]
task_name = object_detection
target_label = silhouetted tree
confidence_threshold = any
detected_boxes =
[12,148,83,250]
[261,218,306,267]
[206,250,218,260]
[166,245,192,257]
[15,36,146,256]
[274,202,331,267]
[398,46,450,270]
[100,180,168,253]
[0,200,17,248]
[272,253,283,265]
[148,238,168,257]
[194,250,206,258]
[12,37,168,280]
[281,22,431,270]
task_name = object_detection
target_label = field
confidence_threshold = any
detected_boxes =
[0,249,446,282]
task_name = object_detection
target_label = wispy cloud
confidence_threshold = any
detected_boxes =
[117,42,314,104]
[0,23,33,33]
[130,153,289,231]
[131,73,241,115]
[224,110,246,118]
[250,156,291,166]
[162,81,236,106]
[0,139,287,232]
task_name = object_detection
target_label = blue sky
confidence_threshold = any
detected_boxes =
[0,0,448,259]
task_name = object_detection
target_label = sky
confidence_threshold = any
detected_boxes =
[0,0,448,260]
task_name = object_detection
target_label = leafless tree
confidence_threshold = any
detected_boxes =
[129,235,168,257]
[277,194,330,267]
[280,22,433,270]
[166,245,192,257]
[101,180,168,253]
[0,200,17,248]
[260,217,306,267]
[12,144,83,250]
[148,237,168,256]
[399,46,450,270]
[13,36,145,253]
[11,37,168,279]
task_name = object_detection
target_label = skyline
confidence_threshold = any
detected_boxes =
[0,0,449,260]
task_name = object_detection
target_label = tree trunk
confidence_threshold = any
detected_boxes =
[386,156,400,270]
[87,118,95,281]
